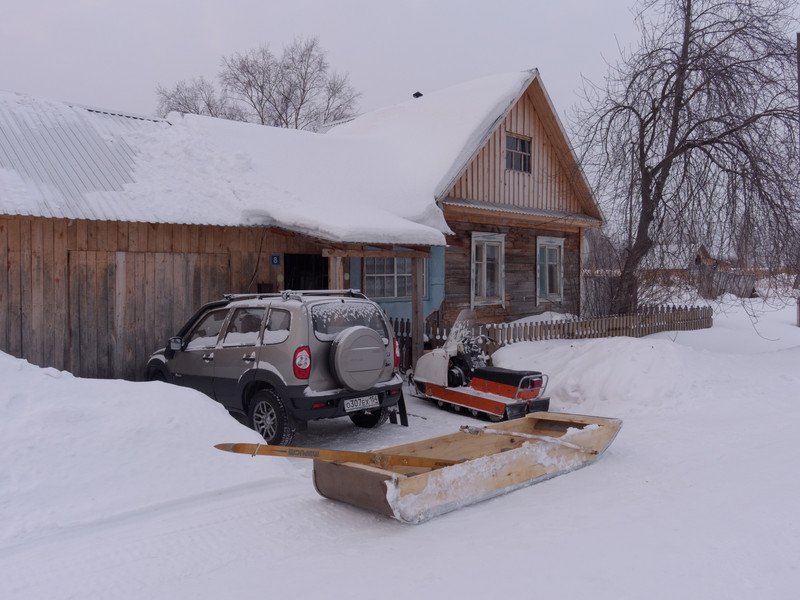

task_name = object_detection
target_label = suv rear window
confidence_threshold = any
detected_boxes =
[311,302,390,343]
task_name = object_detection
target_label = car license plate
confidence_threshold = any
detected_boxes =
[344,395,380,412]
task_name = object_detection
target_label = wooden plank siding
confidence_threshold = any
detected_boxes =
[447,93,585,215]
[0,215,323,380]
[440,219,581,326]
[437,77,598,327]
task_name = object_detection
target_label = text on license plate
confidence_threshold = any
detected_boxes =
[344,395,380,412]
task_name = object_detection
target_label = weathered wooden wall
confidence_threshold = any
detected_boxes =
[0,215,322,380]
[440,219,580,326]
[446,86,586,215]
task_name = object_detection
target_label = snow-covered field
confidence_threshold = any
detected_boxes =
[2,298,799,599]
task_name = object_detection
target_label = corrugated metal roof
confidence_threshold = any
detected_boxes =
[0,91,167,221]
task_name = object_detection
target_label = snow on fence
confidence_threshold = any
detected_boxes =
[391,305,713,371]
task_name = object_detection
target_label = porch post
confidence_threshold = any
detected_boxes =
[411,256,425,368]
[328,255,345,289]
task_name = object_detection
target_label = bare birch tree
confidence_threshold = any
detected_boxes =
[156,77,244,121]
[157,37,359,131]
[577,0,800,314]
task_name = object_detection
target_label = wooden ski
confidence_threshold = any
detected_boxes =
[214,443,463,470]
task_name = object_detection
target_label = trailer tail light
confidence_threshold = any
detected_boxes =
[293,347,311,379]
[393,338,400,368]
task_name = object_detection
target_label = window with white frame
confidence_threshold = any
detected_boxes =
[364,257,426,298]
[471,232,505,307]
[537,237,564,302]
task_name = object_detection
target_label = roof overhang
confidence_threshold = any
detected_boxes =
[321,243,432,258]
[442,198,602,232]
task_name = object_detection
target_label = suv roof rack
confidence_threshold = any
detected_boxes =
[222,289,368,302]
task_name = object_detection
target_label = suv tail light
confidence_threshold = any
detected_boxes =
[393,338,400,368]
[293,346,311,379]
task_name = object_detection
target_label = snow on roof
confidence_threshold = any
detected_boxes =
[326,70,537,201]
[0,71,542,247]
[0,90,447,245]
[128,111,450,245]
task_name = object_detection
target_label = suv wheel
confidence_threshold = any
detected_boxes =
[349,407,389,429]
[147,370,166,382]
[248,389,295,446]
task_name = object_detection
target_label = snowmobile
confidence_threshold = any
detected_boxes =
[410,309,549,421]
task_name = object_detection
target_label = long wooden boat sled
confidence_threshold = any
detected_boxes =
[312,411,622,524]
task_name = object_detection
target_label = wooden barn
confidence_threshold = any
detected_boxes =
[0,92,442,380]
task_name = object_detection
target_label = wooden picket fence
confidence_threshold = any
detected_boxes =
[484,305,713,349]
[391,305,713,371]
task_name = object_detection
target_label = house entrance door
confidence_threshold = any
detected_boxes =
[284,254,328,290]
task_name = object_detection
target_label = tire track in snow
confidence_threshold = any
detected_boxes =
[1,472,400,599]
[1,477,304,598]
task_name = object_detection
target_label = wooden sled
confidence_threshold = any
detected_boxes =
[312,411,622,524]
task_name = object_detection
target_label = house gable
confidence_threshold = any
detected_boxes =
[440,76,601,227]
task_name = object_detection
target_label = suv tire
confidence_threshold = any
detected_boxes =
[349,407,390,428]
[330,326,386,391]
[248,389,296,446]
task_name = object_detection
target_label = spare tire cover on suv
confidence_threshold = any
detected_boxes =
[329,326,386,391]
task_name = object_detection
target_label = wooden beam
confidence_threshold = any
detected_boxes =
[322,247,432,259]
[441,202,595,232]
[328,255,345,289]
[411,256,425,368]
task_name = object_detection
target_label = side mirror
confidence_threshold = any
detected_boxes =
[169,337,183,351]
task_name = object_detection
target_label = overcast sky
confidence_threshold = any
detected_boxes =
[1,0,640,124]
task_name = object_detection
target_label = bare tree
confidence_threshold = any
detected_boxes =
[220,36,359,130]
[576,0,800,314]
[155,77,244,121]
[219,45,285,126]
[156,37,359,130]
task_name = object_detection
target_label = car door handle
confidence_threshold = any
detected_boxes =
[242,352,256,363]
[203,353,214,362]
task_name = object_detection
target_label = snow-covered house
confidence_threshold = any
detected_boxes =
[0,69,601,380]
[327,69,603,326]
[0,92,445,379]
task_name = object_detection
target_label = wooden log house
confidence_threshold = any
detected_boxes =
[328,70,603,326]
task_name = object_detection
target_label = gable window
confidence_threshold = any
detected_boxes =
[471,232,505,307]
[364,257,426,298]
[506,134,531,173]
[537,237,564,302]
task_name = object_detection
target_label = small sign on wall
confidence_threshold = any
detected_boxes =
[270,254,281,266]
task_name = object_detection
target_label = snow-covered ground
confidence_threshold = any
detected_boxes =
[2,298,799,599]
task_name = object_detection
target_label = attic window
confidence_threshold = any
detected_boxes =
[506,134,531,173]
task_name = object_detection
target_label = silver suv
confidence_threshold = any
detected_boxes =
[145,290,404,445]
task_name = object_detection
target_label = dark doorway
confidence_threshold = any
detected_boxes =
[284,254,328,290]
